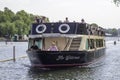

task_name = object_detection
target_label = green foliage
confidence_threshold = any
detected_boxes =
[112,28,118,36]
[90,23,98,27]
[105,28,118,36]
[113,0,120,6]
[0,7,49,38]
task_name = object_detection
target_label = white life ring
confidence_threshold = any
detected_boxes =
[59,24,70,33]
[36,24,46,33]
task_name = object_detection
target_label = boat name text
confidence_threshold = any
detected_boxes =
[56,55,80,61]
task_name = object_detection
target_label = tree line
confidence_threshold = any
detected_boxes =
[114,0,120,6]
[0,7,119,40]
[105,28,119,36]
[0,7,49,39]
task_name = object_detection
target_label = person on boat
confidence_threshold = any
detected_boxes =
[81,18,86,24]
[64,17,69,23]
[31,45,39,50]
[41,16,46,23]
[48,41,58,51]
[30,41,39,50]
[35,16,40,23]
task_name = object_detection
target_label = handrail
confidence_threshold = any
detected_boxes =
[63,39,70,50]
[63,38,73,50]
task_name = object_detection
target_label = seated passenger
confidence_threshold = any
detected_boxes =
[30,41,39,50]
[31,44,38,50]
[48,41,58,51]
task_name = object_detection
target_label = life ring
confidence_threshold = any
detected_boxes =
[36,24,46,33]
[59,24,70,33]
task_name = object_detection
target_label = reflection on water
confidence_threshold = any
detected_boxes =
[0,37,120,80]
[28,67,92,80]
[26,56,106,80]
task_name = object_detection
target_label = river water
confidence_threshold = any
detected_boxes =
[0,37,120,80]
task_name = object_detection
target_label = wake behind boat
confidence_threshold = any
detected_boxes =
[26,21,105,68]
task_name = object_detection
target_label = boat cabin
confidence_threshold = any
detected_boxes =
[28,22,105,51]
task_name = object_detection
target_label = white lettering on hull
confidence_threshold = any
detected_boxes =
[56,55,80,61]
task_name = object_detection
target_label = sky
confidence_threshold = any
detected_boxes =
[0,0,120,29]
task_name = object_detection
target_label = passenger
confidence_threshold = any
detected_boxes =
[35,16,40,23]
[41,16,46,23]
[48,41,58,51]
[31,44,39,50]
[64,17,69,23]
[30,41,39,50]
[39,17,42,23]
[81,19,85,24]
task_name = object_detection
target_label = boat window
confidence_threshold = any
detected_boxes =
[99,39,103,47]
[96,39,104,48]
[28,38,42,49]
[86,39,89,50]
[34,39,42,49]
[90,39,95,49]
[86,39,95,50]
[96,39,99,47]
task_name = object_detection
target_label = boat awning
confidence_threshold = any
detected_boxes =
[28,34,83,39]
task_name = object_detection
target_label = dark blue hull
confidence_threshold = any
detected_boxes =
[27,48,105,68]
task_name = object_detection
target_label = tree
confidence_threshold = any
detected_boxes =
[105,28,118,36]
[113,0,120,6]
[14,20,25,35]
[0,7,49,39]
[5,22,16,37]
[4,7,15,22]
[112,28,118,36]
[0,23,6,36]
[90,23,98,27]
[0,11,7,22]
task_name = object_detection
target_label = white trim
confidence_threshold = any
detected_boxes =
[28,34,84,38]
[29,34,104,39]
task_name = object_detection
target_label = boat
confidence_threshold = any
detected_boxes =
[26,21,105,68]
